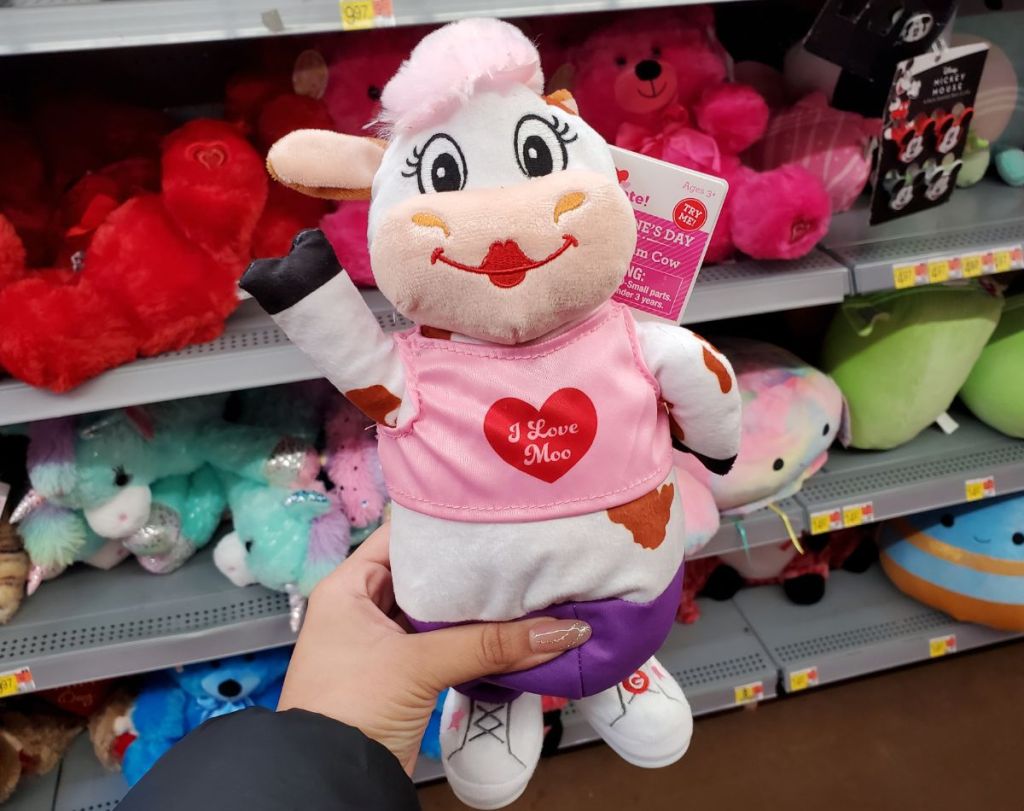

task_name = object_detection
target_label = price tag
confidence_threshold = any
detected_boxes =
[965,476,996,502]
[810,508,843,535]
[947,257,963,280]
[0,668,35,698]
[1012,246,1024,267]
[788,666,819,692]
[339,0,376,29]
[733,681,764,705]
[842,501,875,528]
[963,255,983,277]
[928,634,957,658]
[927,259,950,283]
[893,265,916,289]
[994,250,1013,273]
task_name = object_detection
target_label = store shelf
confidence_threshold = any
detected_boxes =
[792,414,1024,531]
[0,548,296,693]
[823,180,1024,293]
[0,290,410,428]
[4,769,58,811]
[0,0,740,56]
[690,498,804,560]
[736,566,1023,693]
[681,249,849,325]
[0,258,845,428]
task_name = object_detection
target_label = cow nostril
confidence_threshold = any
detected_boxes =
[554,192,586,224]
[218,679,242,698]
[635,59,662,82]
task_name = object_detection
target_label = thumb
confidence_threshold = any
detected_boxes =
[410,617,592,692]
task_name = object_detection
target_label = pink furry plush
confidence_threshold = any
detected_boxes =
[694,84,769,154]
[730,164,831,260]
[379,18,544,136]
[319,200,375,287]
[324,395,387,528]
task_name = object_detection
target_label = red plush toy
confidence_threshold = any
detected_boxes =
[567,8,831,262]
[317,27,426,287]
[0,119,267,392]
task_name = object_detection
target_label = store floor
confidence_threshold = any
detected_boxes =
[419,641,1024,811]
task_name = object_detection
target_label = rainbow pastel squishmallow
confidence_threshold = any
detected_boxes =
[676,339,844,515]
[960,293,1024,439]
[673,455,720,557]
[823,285,1002,450]
[879,494,1024,631]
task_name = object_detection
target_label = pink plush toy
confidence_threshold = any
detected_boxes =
[745,92,881,213]
[323,393,388,534]
[318,27,427,287]
[567,8,831,261]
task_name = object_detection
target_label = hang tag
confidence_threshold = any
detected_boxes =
[803,0,956,81]
[934,411,959,434]
[870,42,989,225]
[608,146,727,325]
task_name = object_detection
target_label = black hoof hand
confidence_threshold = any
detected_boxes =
[671,438,737,476]
[241,229,342,315]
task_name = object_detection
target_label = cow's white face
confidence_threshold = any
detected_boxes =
[368,87,636,344]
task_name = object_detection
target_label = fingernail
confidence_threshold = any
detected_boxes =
[529,620,592,653]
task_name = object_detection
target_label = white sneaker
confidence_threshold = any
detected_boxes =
[440,691,543,810]
[575,656,693,769]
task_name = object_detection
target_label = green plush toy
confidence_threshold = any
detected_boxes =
[960,293,1024,438]
[823,285,1003,449]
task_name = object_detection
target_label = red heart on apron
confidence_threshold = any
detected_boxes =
[484,388,597,483]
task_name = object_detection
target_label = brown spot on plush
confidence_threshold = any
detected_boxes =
[607,484,675,550]
[345,385,402,426]
[701,346,732,393]
[420,326,453,341]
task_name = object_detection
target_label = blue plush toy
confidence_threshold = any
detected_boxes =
[121,648,292,785]
[879,493,1024,631]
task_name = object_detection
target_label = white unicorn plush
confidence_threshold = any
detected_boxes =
[242,18,741,809]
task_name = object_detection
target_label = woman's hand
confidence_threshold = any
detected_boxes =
[277,523,591,774]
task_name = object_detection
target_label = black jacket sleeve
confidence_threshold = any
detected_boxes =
[118,708,420,811]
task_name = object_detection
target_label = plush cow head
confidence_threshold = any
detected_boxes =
[265,18,637,345]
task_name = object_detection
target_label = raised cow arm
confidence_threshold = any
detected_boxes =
[241,229,406,427]
[635,320,741,475]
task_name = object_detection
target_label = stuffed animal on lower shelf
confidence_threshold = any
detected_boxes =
[960,293,1024,438]
[879,494,1024,630]
[119,648,292,786]
[823,285,1003,450]
[0,433,30,624]
[240,18,741,809]
[324,394,388,543]
[0,705,84,803]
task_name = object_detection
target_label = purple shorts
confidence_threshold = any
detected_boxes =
[407,563,684,703]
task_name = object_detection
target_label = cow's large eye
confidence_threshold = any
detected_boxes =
[402,133,467,194]
[514,114,574,178]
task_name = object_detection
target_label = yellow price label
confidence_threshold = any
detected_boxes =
[339,0,375,29]
[994,250,1012,272]
[733,681,764,705]
[843,506,864,527]
[927,260,950,283]
[0,668,32,698]
[893,265,916,289]
[928,634,957,658]
[965,481,985,501]
[788,667,819,692]
[963,255,983,277]
[810,513,832,535]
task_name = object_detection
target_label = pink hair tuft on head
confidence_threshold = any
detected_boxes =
[379,18,543,135]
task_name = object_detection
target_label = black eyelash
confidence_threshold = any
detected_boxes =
[550,114,578,145]
[401,144,424,178]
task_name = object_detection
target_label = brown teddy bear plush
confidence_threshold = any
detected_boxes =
[0,706,84,803]
[0,433,29,625]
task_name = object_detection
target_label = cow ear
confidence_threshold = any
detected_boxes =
[544,89,579,117]
[266,129,386,201]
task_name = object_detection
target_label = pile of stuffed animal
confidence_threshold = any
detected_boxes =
[0,383,388,628]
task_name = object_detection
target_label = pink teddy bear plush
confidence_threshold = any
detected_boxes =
[567,8,831,262]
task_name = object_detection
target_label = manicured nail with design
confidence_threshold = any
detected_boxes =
[529,620,592,653]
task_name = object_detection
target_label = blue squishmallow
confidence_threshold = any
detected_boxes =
[879,494,1024,631]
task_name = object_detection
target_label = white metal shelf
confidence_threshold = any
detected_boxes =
[0,259,844,428]
[823,180,1024,293]
[0,547,297,693]
[736,567,1022,693]
[0,0,741,56]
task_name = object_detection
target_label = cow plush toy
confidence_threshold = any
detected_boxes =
[242,19,741,809]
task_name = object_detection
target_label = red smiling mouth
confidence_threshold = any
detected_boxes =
[430,234,579,288]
